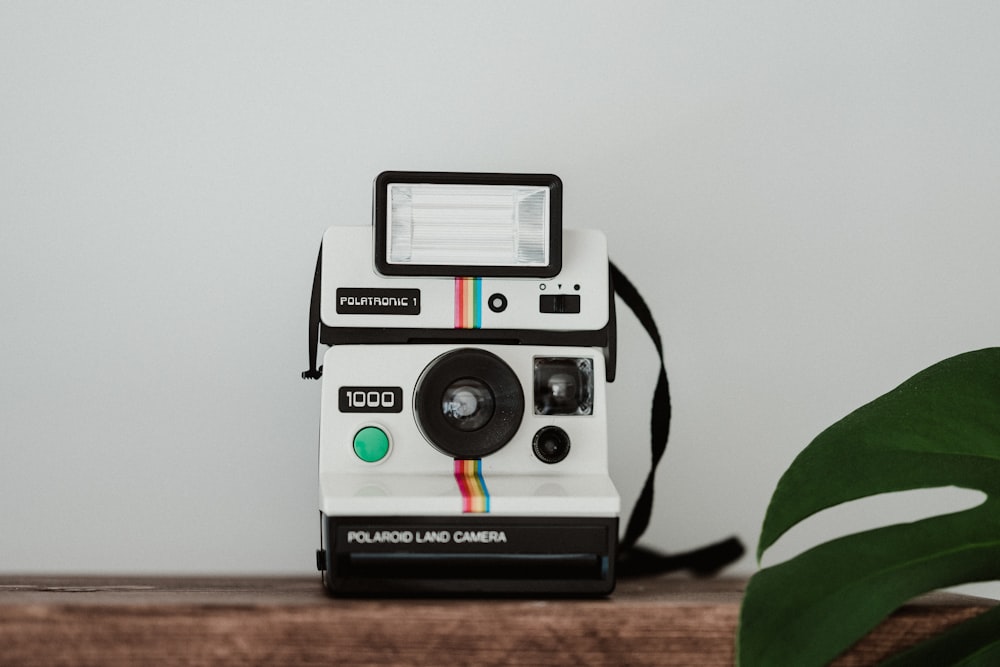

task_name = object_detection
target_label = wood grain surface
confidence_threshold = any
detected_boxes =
[0,576,993,666]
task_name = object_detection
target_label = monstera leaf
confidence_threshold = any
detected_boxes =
[737,347,1000,666]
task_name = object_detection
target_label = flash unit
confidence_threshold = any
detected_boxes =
[373,172,562,278]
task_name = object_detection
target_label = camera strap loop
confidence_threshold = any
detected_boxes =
[609,262,745,577]
[303,245,324,380]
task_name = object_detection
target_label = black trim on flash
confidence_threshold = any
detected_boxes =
[373,171,563,278]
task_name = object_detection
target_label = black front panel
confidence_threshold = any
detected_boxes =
[319,515,617,596]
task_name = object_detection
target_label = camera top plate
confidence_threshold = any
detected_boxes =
[319,226,610,334]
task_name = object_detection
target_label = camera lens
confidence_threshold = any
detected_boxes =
[532,426,571,464]
[441,378,495,431]
[414,349,524,458]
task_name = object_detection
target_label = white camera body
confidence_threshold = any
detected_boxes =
[313,172,620,595]
[319,343,617,515]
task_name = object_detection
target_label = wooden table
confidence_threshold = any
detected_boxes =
[0,575,992,665]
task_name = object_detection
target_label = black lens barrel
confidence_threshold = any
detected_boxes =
[414,349,525,458]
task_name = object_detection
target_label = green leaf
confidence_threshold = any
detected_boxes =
[879,603,1000,666]
[737,348,1000,666]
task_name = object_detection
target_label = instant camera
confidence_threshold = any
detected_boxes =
[309,171,619,595]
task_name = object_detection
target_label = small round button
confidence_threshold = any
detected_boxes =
[353,426,390,463]
[488,293,508,313]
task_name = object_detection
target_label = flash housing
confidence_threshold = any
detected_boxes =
[374,171,563,278]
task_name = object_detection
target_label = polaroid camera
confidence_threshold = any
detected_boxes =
[309,171,619,595]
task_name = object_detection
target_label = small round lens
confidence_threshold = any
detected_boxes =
[441,379,495,431]
[532,426,571,464]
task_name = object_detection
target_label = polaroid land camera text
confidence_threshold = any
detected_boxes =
[309,172,619,595]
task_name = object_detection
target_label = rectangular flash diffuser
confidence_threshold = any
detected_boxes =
[374,172,562,277]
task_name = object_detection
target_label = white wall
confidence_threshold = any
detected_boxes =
[2,1,999,592]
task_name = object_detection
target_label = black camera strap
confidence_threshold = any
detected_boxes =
[302,246,324,380]
[609,262,744,577]
[302,245,744,575]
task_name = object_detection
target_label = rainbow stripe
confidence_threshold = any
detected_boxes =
[454,277,482,329]
[454,459,490,513]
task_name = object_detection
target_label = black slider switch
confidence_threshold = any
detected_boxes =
[539,294,581,314]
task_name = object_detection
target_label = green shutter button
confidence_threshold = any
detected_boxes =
[353,426,390,463]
